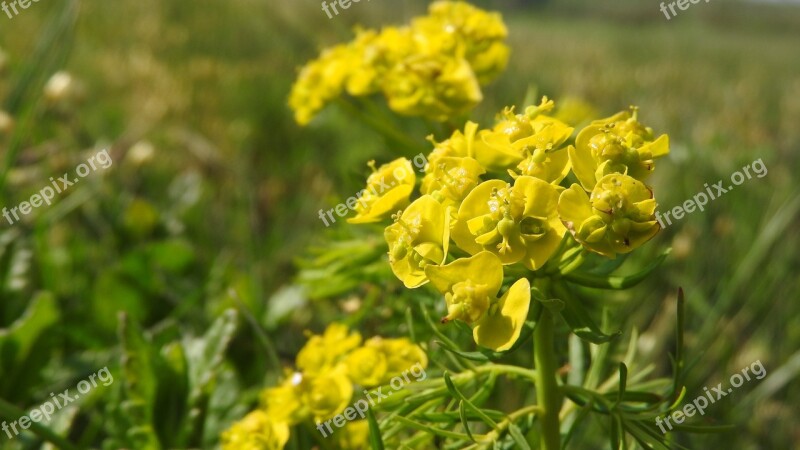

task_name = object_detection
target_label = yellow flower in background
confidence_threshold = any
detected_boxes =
[296,323,361,375]
[345,346,388,387]
[425,251,531,351]
[384,195,450,288]
[382,53,482,121]
[569,107,669,191]
[366,337,429,381]
[474,98,573,176]
[348,158,415,224]
[452,176,567,270]
[301,366,354,421]
[288,43,355,125]
[289,1,508,125]
[335,420,370,450]
[558,174,660,258]
[412,0,509,83]
[260,375,304,425]
[221,410,289,450]
[346,26,415,97]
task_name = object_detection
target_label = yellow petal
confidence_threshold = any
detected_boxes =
[424,251,504,296]
[473,278,531,351]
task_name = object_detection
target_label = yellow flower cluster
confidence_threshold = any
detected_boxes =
[289,1,509,125]
[221,323,427,450]
[349,99,670,352]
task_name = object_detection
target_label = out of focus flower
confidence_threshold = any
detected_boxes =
[44,71,83,104]
[558,173,659,258]
[296,323,361,376]
[412,1,509,83]
[365,337,428,381]
[425,251,530,351]
[0,110,14,134]
[335,420,370,450]
[288,44,356,125]
[569,107,669,190]
[452,176,567,270]
[300,367,354,421]
[384,195,450,288]
[348,158,415,224]
[382,53,482,121]
[345,345,388,387]
[220,410,289,450]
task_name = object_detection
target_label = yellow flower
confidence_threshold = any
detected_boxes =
[474,98,573,177]
[335,420,370,450]
[346,27,415,97]
[366,337,428,381]
[384,195,450,288]
[382,52,482,121]
[221,410,289,450]
[412,1,509,83]
[300,367,354,422]
[452,176,567,270]
[569,107,669,190]
[345,346,388,387]
[425,252,531,351]
[296,323,362,376]
[420,155,485,209]
[261,375,303,425]
[348,158,416,224]
[558,174,660,258]
[288,43,356,125]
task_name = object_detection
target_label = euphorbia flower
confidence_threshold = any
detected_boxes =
[348,158,415,224]
[558,174,660,258]
[221,410,289,450]
[384,195,450,288]
[452,176,567,270]
[474,98,574,175]
[345,346,388,387]
[425,252,531,351]
[411,0,509,83]
[299,367,354,421]
[569,107,669,190]
[420,155,485,209]
[382,53,482,122]
[365,337,429,380]
[296,323,362,376]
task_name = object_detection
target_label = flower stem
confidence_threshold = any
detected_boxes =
[533,307,562,450]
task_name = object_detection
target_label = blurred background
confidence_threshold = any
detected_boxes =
[0,0,797,448]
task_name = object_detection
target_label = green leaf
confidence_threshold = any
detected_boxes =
[0,292,59,400]
[553,282,620,344]
[563,249,670,289]
[444,372,498,428]
[366,408,385,450]
[616,362,628,408]
[183,309,238,445]
[117,312,162,449]
[459,401,477,442]
[508,423,531,450]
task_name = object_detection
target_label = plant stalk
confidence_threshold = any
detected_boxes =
[533,308,562,450]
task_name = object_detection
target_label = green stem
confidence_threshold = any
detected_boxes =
[533,308,562,450]
[0,397,79,450]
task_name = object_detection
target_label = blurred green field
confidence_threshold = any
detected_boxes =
[0,0,798,448]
